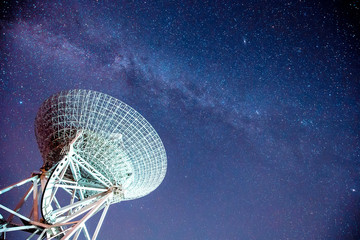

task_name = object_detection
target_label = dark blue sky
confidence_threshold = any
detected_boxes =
[1,0,360,239]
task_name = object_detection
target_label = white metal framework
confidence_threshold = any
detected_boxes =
[0,156,112,239]
[0,89,167,239]
[35,89,167,201]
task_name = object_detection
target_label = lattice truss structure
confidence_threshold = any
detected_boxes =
[0,90,167,239]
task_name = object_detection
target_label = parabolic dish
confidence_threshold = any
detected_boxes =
[35,89,167,201]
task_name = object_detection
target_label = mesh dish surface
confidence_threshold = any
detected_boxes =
[35,89,167,201]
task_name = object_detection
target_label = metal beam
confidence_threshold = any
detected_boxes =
[50,191,108,218]
[26,229,40,239]
[92,203,109,240]
[7,185,33,223]
[32,178,39,222]
[0,176,37,195]
[0,225,39,233]
[0,204,31,223]
[61,192,111,240]
[54,184,107,192]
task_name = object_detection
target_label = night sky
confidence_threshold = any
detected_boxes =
[1,0,360,239]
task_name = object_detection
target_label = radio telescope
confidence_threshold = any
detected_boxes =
[0,89,167,239]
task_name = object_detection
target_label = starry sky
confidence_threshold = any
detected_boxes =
[1,0,360,239]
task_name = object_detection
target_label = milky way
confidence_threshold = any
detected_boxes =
[1,1,360,239]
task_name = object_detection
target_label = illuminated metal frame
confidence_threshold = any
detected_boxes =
[0,135,113,239]
[35,89,167,201]
[0,89,167,239]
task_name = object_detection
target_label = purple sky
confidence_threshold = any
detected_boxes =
[1,1,360,239]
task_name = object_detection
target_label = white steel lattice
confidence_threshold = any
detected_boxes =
[35,89,167,202]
